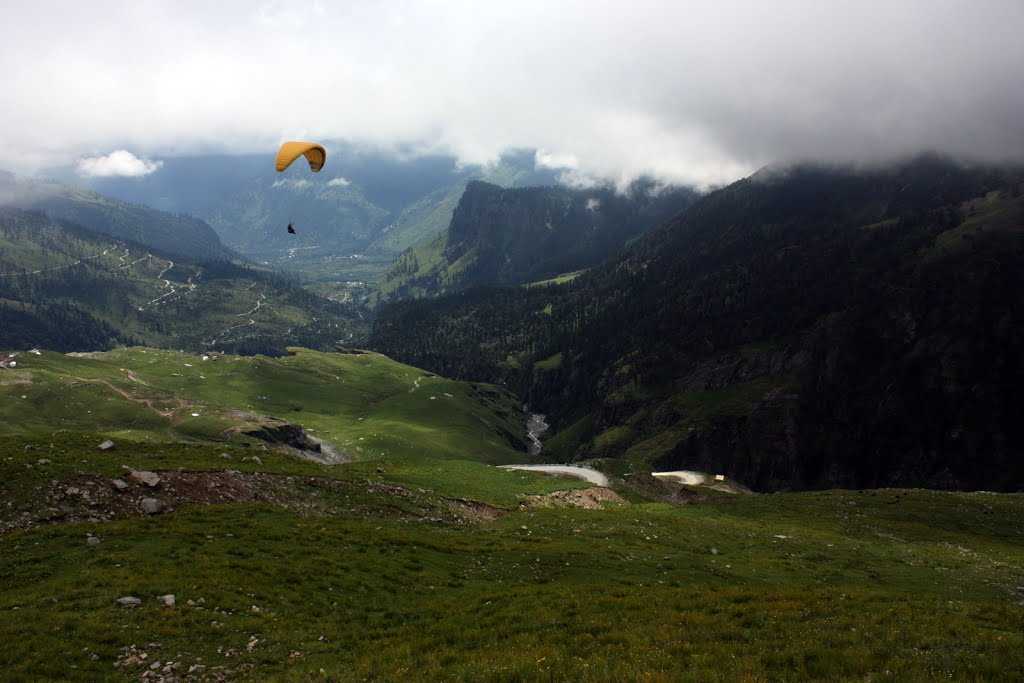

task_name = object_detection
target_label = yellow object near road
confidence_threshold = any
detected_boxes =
[274,141,326,172]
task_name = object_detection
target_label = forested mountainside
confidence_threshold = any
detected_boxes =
[371,156,1024,491]
[378,180,697,300]
[0,209,363,354]
[0,171,232,263]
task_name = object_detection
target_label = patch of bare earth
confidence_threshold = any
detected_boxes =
[520,487,626,510]
[619,473,710,504]
[1,471,488,534]
[0,369,32,386]
[446,497,506,522]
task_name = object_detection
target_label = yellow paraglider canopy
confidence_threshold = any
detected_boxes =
[275,141,327,173]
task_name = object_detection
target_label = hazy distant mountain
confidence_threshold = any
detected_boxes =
[49,147,564,263]
[0,171,232,263]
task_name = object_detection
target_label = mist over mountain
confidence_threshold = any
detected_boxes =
[0,172,232,263]
[45,147,564,263]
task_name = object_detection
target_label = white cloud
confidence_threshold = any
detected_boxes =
[327,176,351,187]
[535,149,578,170]
[1,2,1023,187]
[75,150,163,177]
[272,178,310,189]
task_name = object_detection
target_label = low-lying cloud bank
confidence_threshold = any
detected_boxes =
[2,1,1023,188]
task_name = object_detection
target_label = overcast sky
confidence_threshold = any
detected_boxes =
[2,0,1023,187]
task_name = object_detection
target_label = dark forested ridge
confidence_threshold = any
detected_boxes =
[372,156,1024,491]
[0,208,364,354]
[379,179,697,299]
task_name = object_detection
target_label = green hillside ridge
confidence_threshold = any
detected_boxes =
[0,209,363,354]
[0,347,531,465]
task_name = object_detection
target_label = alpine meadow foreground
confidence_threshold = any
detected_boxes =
[1,349,1023,680]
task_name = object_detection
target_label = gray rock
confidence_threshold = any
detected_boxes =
[86,536,101,546]
[111,478,129,492]
[157,594,175,608]
[140,498,163,515]
[129,470,161,488]
[116,596,142,607]
[98,440,116,451]
[710,547,719,555]
[36,458,51,465]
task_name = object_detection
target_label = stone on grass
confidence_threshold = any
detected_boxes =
[116,596,142,607]
[87,536,101,546]
[140,498,163,515]
[98,440,116,451]
[129,470,161,488]
[158,594,175,608]
[111,478,129,492]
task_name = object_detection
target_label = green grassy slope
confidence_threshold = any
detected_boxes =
[0,347,529,465]
[0,445,1021,681]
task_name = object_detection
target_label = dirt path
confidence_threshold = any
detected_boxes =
[0,248,110,278]
[206,290,268,347]
[68,376,188,419]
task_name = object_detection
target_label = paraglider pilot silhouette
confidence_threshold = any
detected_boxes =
[275,141,326,235]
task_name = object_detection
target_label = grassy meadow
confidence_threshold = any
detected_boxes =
[0,347,1022,680]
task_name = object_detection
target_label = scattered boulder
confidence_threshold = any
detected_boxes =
[98,440,116,451]
[36,458,51,465]
[129,470,161,488]
[86,536,101,546]
[157,594,175,608]
[111,478,129,492]
[140,498,163,515]
[116,596,142,608]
